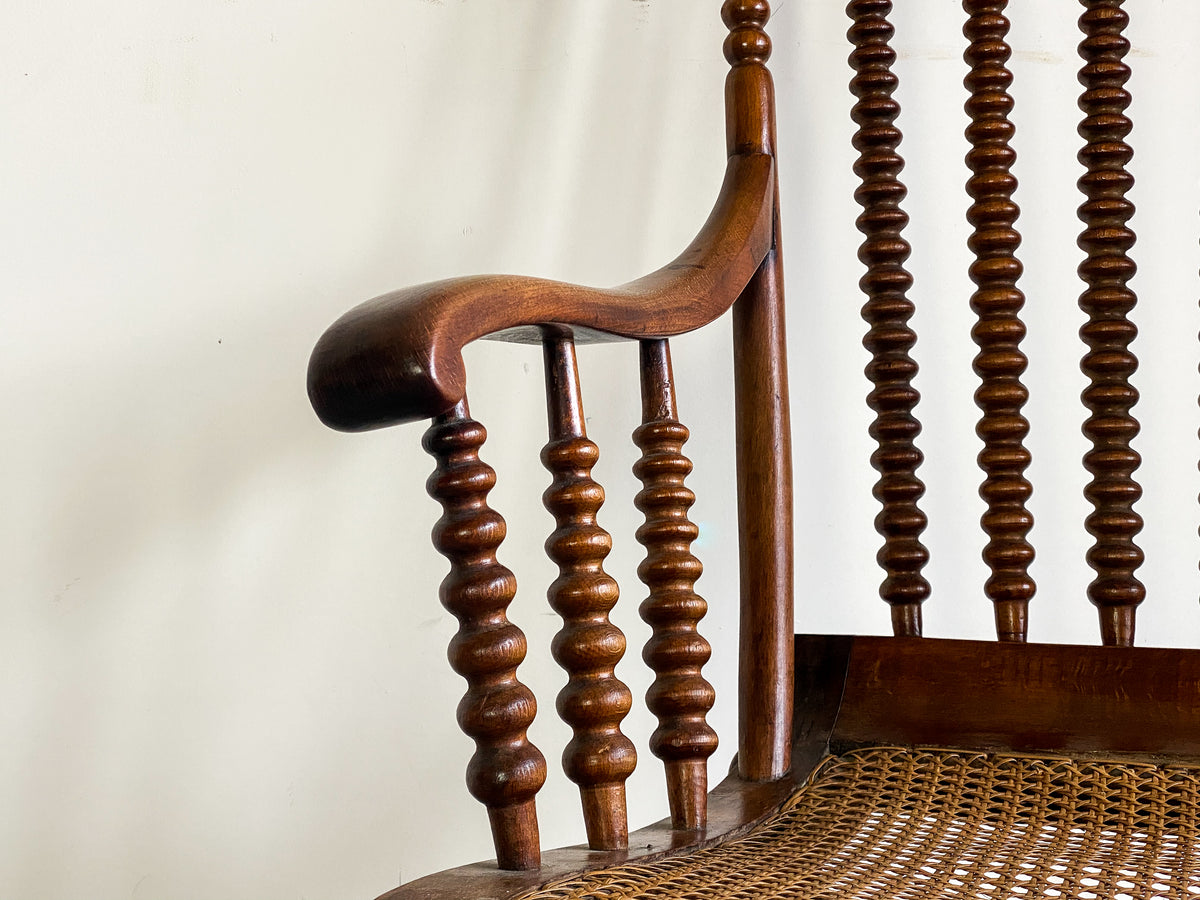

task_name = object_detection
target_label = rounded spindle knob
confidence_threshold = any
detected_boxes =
[722,0,772,66]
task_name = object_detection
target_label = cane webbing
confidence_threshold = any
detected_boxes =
[517,747,1200,899]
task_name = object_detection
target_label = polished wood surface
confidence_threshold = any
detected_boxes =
[308,0,794,885]
[723,1,776,157]
[633,339,717,830]
[422,402,546,870]
[307,152,774,432]
[305,1,1200,897]
[540,335,636,851]
[834,636,1200,761]
[963,0,1035,643]
[1075,0,1143,647]
[381,632,1200,898]
[846,0,930,638]
[723,0,795,784]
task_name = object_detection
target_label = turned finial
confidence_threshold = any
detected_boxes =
[722,0,771,66]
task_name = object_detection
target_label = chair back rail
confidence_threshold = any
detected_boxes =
[832,636,1200,761]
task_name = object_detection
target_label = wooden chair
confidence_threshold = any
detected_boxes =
[308,1,1200,897]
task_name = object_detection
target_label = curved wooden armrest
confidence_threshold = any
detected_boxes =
[307,152,775,431]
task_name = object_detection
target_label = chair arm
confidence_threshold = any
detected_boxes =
[307,151,775,431]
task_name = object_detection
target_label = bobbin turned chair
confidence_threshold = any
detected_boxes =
[309,1,1200,898]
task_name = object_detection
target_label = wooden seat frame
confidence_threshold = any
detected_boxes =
[308,2,1193,898]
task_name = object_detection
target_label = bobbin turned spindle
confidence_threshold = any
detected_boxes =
[540,334,636,851]
[634,339,717,829]
[962,0,1036,642]
[423,401,546,870]
[847,0,931,637]
[1074,0,1143,647]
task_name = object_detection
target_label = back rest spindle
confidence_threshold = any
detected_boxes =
[539,333,636,851]
[633,338,718,830]
[422,400,546,870]
[846,0,931,637]
[962,0,1036,643]
[1075,0,1144,647]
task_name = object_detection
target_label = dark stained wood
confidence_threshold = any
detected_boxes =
[422,402,547,870]
[790,634,855,776]
[1075,0,1143,647]
[833,636,1200,762]
[723,0,795,785]
[846,0,931,637]
[375,635,854,900]
[962,0,1035,642]
[540,335,636,851]
[633,339,718,830]
[307,2,797,889]
[385,632,1200,895]
[302,2,1200,897]
[732,246,794,784]
[307,152,774,433]
[723,0,776,156]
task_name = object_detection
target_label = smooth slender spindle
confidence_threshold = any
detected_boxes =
[963,0,1035,642]
[423,401,546,870]
[847,0,931,636]
[633,339,717,830]
[1075,0,1143,646]
[540,334,636,850]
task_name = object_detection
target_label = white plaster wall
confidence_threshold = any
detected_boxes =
[2,2,1198,898]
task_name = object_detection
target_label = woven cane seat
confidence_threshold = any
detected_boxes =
[517,748,1200,900]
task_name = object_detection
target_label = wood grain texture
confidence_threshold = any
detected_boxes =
[834,636,1200,761]
[1075,0,1143,647]
[722,0,795,785]
[723,0,776,157]
[733,245,794,783]
[847,0,931,637]
[633,339,717,830]
[307,153,774,432]
[423,402,546,870]
[962,0,1035,642]
[540,335,636,851]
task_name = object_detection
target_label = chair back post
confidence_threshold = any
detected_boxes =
[723,0,795,782]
